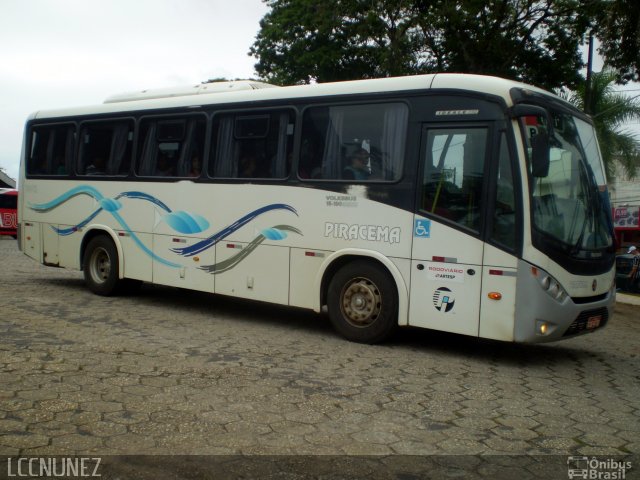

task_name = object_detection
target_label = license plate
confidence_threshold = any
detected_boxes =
[587,315,602,329]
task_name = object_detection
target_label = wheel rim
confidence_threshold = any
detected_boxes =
[88,247,111,285]
[340,277,382,328]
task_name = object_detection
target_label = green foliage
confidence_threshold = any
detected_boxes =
[593,0,640,84]
[249,0,421,85]
[250,0,589,90]
[415,0,586,90]
[562,70,640,179]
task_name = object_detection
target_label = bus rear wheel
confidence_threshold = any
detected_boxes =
[327,260,398,344]
[83,235,121,296]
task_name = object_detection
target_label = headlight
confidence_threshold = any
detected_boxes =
[531,266,568,303]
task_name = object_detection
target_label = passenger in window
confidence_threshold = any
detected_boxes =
[189,154,201,177]
[54,155,67,175]
[239,152,258,178]
[86,156,106,175]
[156,153,175,176]
[343,148,371,181]
[368,153,391,181]
[32,156,48,175]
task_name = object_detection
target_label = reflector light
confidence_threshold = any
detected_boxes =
[488,292,502,300]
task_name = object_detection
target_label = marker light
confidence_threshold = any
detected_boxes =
[488,292,502,301]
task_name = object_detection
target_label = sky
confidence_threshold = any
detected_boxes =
[0,0,269,181]
[1,1,638,185]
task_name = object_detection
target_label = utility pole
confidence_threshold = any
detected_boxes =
[585,30,594,115]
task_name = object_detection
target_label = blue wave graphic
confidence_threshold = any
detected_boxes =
[100,198,122,212]
[29,186,198,268]
[163,211,210,235]
[199,225,302,274]
[111,211,181,268]
[261,227,290,241]
[29,185,105,211]
[32,187,210,237]
[30,187,299,273]
[115,192,209,233]
[115,191,171,212]
[54,208,103,236]
[171,204,298,257]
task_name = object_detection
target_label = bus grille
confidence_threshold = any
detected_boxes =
[563,307,609,337]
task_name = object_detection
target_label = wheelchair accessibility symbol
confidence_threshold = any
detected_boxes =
[414,219,431,238]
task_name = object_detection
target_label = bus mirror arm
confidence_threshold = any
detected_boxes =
[509,104,554,134]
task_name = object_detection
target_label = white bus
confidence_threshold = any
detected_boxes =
[17,74,615,344]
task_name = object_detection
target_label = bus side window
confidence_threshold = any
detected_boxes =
[210,110,293,179]
[299,103,407,182]
[28,125,75,177]
[79,121,133,176]
[137,117,206,178]
[28,129,49,175]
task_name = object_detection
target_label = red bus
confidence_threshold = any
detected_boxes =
[0,189,18,238]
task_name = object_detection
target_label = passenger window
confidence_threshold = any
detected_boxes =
[78,121,133,176]
[136,116,206,177]
[490,133,517,249]
[28,124,75,176]
[421,127,488,232]
[209,110,294,179]
[299,103,407,181]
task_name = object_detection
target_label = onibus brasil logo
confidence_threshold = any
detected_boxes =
[567,456,632,479]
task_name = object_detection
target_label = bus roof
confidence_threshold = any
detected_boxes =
[32,73,556,120]
[103,80,278,104]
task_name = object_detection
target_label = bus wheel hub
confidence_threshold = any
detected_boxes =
[341,278,381,327]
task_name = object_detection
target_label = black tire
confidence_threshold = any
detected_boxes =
[118,278,143,296]
[327,260,398,344]
[83,235,121,296]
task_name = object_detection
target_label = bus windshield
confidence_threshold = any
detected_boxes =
[523,112,613,260]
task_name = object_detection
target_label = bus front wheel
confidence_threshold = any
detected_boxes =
[327,260,398,344]
[83,236,121,296]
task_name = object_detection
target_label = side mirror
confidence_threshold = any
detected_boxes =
[531,132,550,178]
[510,104,552,178]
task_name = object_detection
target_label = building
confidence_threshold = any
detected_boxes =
[0,170,16,189]
[610,163,640,252]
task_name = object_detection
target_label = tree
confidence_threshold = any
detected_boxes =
[414,0,587,90]
[249,0,422,85]
[593,0,640,83]
[249,0,590,90]
[562,70,640,179]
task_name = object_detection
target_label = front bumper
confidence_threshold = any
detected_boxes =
[514,260,614,343]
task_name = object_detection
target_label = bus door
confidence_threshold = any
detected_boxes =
[409,125,490,336]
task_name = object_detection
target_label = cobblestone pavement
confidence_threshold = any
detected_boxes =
[1,237,639,458]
